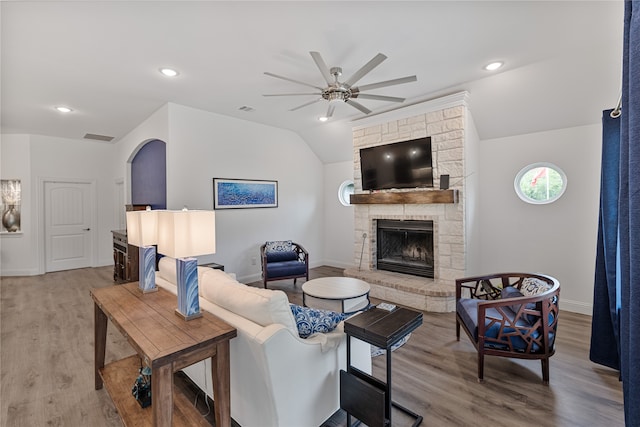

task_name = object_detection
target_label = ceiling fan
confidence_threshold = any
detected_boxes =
[264,51,417,119]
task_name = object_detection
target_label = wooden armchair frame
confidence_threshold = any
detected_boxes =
[455,272,560,384]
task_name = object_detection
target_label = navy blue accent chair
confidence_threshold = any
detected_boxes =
[260,241,309,289]
[456,272,560,384]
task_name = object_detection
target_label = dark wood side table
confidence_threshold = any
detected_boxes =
[91,282,237,427]
[341,307,424,427]
[200,262,224,271]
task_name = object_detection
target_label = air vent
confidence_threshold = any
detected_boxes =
[84,133,115,142]
[238,106,255,112]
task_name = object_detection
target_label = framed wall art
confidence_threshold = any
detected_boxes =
[1,179,21,233]
[213,178,278,209]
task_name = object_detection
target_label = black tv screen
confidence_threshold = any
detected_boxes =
[359,137,433,191]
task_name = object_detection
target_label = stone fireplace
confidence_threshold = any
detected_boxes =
[344,94,470,313]
[376,219,433,278]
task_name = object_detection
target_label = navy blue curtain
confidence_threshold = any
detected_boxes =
[590,110,621,370]
[591,2,639,425]
[619,1,640,425]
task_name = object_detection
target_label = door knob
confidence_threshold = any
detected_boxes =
[84,228,91,231]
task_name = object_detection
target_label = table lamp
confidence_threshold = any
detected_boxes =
[157,209,216,320]
[126,207,158,293]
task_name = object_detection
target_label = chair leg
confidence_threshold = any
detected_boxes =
[293,278,297,285]
[477,350,485,383]
[456,320,460,341]
[541,358,550,385]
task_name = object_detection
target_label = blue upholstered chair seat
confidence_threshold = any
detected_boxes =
[266,260,307,278]
[457,299,542,353]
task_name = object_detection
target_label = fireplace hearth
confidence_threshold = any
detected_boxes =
[376,219,434,278]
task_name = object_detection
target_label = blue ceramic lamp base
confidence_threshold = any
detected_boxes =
[175,257,202,320]
[138,245,158,293]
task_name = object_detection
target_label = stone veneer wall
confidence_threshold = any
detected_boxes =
[345,104,466,312]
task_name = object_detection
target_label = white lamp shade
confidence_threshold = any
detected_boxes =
[126,210,158,247]
[157,210,216,258]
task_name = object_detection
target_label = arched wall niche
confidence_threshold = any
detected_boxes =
[128,139,167,209]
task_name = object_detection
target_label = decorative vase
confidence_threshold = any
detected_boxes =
[2,205,20,232]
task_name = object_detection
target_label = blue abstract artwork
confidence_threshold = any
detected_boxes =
[214,179,278,209]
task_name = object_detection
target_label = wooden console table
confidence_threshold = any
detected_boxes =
[91,282,237,427]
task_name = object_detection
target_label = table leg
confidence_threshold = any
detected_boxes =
[94,302,107,390]
[152,363,173,427]
[386,346,392,425]
[212,340,232,427]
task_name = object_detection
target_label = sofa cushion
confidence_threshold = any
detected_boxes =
[266,250,298,263]
[289,304,347,338]
[157,256,178,284]
[158,256,223,296]
[265,240,293,253]
[201,279,297,334]
[266,260,306,278]
[198,268,241,296]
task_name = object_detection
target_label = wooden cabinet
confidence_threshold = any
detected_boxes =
[112,230,138,283]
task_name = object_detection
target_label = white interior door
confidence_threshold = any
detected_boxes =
[45,181,93,272]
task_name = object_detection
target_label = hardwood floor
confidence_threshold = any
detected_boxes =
[0,266,624,426]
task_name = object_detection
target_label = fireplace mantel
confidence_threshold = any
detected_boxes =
[350,189,457,205]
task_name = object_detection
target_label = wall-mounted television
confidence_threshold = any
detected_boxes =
[359,137,433,191]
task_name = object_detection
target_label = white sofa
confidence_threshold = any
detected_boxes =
[154,258,372,427]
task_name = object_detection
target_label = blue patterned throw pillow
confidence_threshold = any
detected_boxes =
[290,304,347,338]
[520,277,551,296]
[265,240,293,253]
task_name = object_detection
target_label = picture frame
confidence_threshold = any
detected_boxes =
[213,178,278,209]
[1,179,22,233]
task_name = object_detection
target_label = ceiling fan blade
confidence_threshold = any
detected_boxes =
[352,93,405,103]
[356,75,417,92]
[343,53,387,87]
[263,93,321,97]
[309,51,334,85]
[289,98,323,112]
[326,104,336,118]
[264,72,324,91]
[346,99,372,115]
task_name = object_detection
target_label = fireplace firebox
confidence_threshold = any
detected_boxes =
[376,219,434,278]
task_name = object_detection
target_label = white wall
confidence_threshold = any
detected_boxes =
[323,161,355,269]
[115,103,325,283]
[464,110,481,275]
[478,123,602,314]
[0,134,117,275]
[0,135,34,275]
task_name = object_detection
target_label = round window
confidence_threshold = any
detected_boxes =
[338,180,355,206]
[514,163,567,204]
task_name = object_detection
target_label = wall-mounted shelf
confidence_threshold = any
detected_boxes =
[350,189,457,205]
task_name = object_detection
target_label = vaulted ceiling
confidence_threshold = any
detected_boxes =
[1,1,623,163]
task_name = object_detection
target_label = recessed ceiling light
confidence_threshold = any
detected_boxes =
[484,62,504,71]
[159,68,179,77]
[318,116,329,122]
[55,106,73,113]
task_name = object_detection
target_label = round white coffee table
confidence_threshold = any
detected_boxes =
[302,277,371,313]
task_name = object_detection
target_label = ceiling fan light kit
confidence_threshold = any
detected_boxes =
[264,51,417,119]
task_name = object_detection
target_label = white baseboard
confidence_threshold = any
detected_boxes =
[561,299,593,316]
[0,268,41,276]
[321,259,355,270]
